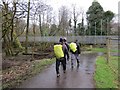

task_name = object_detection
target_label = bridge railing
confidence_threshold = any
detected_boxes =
[18,36,118,44]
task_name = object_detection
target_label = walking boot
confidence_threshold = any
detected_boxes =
[57,74,60,77]
[63,70,66,73]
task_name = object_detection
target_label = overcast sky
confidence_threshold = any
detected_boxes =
[46,0,119,14]
[45,0,119,24]
[1,0,118,24]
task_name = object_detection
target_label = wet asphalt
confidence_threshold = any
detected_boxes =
[18,53,98,88]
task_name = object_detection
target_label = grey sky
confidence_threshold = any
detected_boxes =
[45,0,119,24]
[1,0,119,14]
[46,0,119,14]
[1,0,118,24]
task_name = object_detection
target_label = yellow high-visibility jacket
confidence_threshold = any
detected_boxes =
[69,42,77,52]
[54,44,64,59]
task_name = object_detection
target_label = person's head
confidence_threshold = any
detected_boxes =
[75,39,78,43]
[59,37,63,44]
[63,37,67,42]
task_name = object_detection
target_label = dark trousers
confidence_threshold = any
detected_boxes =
[56,57,66,74]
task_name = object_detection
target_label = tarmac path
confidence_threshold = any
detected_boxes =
[19,53,98,88]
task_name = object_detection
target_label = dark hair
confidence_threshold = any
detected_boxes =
[63,39,66,42]
[59,38,63,42]
[63,37,67,42]
[75,39,78,42]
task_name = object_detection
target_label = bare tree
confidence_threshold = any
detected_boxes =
[32,1,50,36]
[58,6,70,36]
[25,0,30,53]
[1,0,54,55]
[1,0,24,56]
[72,5,80,35]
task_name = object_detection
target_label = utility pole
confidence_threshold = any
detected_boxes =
[95,22,96,36]
[101,19,102,36]
[107,18,109,36]
[88,23,91,36]
[95,22,96,44]
[101,19,103,44]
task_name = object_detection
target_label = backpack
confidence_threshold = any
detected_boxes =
[54,44,64,59]
[69,42,77,52]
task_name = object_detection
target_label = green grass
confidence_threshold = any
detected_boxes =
[91,47,119,53]
[109,56,119,71]
[94,56,118,88]
[110,49,120,53]
[31,58,56,75]
[91,48,106,52]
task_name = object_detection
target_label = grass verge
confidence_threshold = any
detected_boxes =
[2,58,56,89]
[91,47,106,53]
[94,56,118,88]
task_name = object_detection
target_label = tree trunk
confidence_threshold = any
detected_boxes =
[25,0,30,54]
[2,2,14,56]
[39,14,42,36]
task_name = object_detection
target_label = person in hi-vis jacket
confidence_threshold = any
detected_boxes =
[54,38,69,77]
[69,40,81,68]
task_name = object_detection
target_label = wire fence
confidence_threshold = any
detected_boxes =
[106,37,119,86]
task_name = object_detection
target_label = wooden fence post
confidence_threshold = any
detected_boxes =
[106,37,110,64]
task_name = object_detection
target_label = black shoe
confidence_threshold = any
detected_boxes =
[71,65,74,68]
[63,70,66,73]
[77,63,79,67]
[57,74,60,77]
